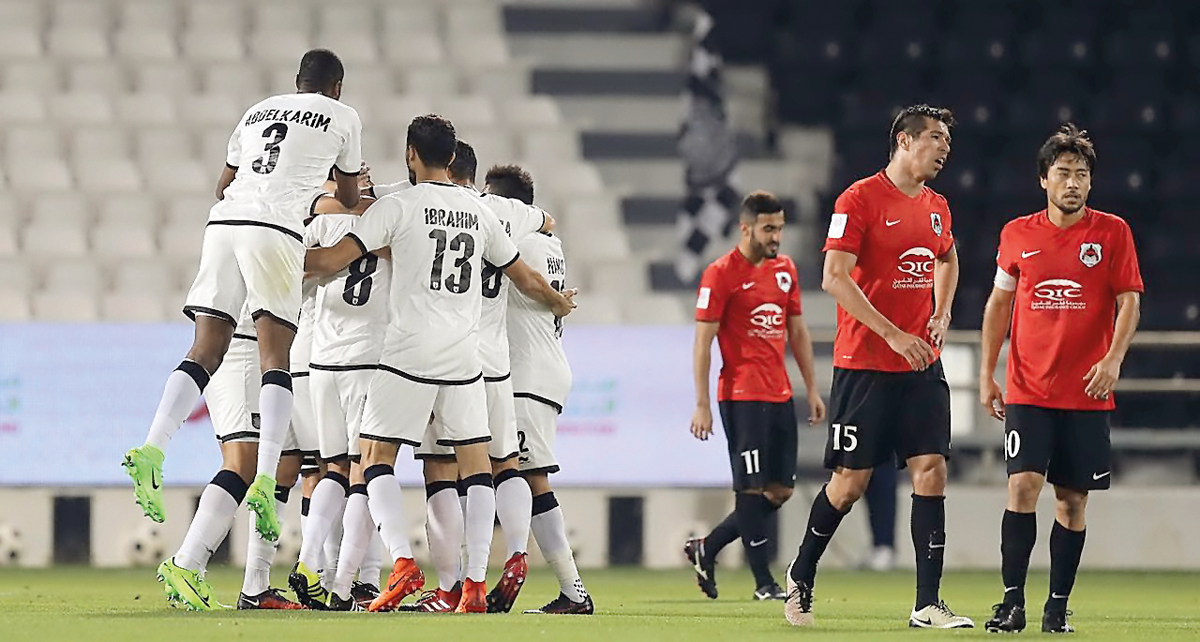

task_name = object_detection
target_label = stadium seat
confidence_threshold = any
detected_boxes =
[0,221,16,258]
[32,194,89,226]
[185,2,246,32]
[313,31,379,65]
[101,291,167,322]
[131,62,198,96]
[368,96,434,128]
[447,35,510,68]
[32,289,100,322]
[92,221,157,260]
[44,258,103,292]
[117,0,177,30]
[112,259,175,294]
[198,63,266,102]
[6,126,64,163]
[197,127,236,166]
[620,294,687,324]
[337,66,397,99]
[23,218,87,258]
[454,128,515,166]
[249,31,313,66]
[75,158,142,194]
[51,0,112,28]
[143,158,209,196]
[6,158,73,194]
[316,3,376,34]
[382,33,445,66]
[251,2,313,33]
[135,127,194,164]
[0,91,48,124]
[462,64,532,98]
[381,4,439,34]
[181,30,246,64]
[66,62,130,94]
[401,66,461,97]
[1103,32,1175,69]
[520,129,581,164]
[47,26,111,60]
[445,5,504,36]
[113,29,178,61]
[159,219,204,263]
[0,1,44,29]
[0,258,35,292]
[497,96,563,128]
[176,93,245,128]
[72,129,133,162]
[562,291,621,325]
[116,92,177,126]
[98,195,158,227]
[166,196,215,227]
[0,288,31,321]
[3,60,63,93]
[434,95,496,128]
[0,27,43,59]
[49,92,114,126]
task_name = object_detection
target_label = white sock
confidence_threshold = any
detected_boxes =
[360,530,383,588]
[366,469,413,561]
[426,486,464,591]
[458,488,469,581]
[241,499,279,595]
[255,373,293,477]
[495,473,532,557]
[331,490,373,598]
[463,479,496,583]
[174,475,242,572]
[144,363,207,451]
[297,475,349,571]
[532,500,587,602]
[323,514,343,587]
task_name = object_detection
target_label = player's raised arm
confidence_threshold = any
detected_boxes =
[690,320,719,440]
[503,258,575,318]
[823,250,934,370]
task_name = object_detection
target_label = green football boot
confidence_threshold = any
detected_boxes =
[122,445,165,523]
[244,473,281,541]
[157,557,216,611]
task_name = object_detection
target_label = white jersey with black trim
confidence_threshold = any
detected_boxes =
[213,92,362,239]
[307,213,389,367]
[372,179,413,198]
[347,181,520,382]
[507,232,571,410]
[476,192,548,379]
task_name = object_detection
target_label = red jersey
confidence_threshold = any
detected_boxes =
[696,248,802,402]
[995,208,1143,411]
[823,171,955,372]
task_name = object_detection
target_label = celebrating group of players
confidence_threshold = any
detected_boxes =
[688,105,1142,633]
[120,48,591,615]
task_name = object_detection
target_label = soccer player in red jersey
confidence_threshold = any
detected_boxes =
[784,105,974,629]
[686,191,826,601]
[981,125,1142,635]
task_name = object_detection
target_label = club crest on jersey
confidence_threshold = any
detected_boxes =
[930,212,943,236]
[1079,242,1102,268]
[775,271,792,293]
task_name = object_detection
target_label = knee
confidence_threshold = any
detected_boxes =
[764,486,793,507]
[827,472,871,509]
[1054,488,1088,521]
[908,460,948,495]
[187,348,224,375]
[1008,474,1043,509]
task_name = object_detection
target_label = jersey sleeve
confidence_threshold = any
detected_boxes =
[334,107,363,176]
[786,260,803,317]
[347,198,397,253]
[481,205,520,269]
[1109,220,1144,294]
[513,203,548,241]
[994,224,1019,291]
[822,188,870,255]
[938,200,955,258]
[373,180,411,198]
[695,263,727,323]
[224,119,244,169]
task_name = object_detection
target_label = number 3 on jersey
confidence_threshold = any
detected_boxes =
[252,123,288,175]
[343,254,378,306]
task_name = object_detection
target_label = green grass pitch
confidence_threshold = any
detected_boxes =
[1,566,1197,641]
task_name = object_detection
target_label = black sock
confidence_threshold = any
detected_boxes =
[1001,510,1037,607]
[1047,520,1085,612]
[734,493,776,588]
[789,486,847,587]
[703,510,739,562]
[911,494,946,610]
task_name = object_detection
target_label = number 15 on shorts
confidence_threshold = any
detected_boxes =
[831,423,858,451]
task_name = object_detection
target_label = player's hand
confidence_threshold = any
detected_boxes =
[927,313,951,351]
[805,388,826,425]
[690,404,714,441]
[551,288,578,318]
[884,330,935,371]
[1083,355,1121,400]
[979,376,1006,420]
[357,161,373,193]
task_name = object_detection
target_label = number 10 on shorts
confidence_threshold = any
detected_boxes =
[831,423,858,451]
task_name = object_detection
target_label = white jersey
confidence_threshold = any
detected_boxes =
[476,192,548,378]
[348,182,519,382]
[508,232,571,409]
[307,214,389,367]
[373,179,413,198]
[214,92,362,237]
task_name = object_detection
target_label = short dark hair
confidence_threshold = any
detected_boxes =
[889,104,955,158]
[1037,123,1096,178]
[448,140,478,184]
[739,190,783,221]
[407,114,457,169]
[296,49,344,91]
[484,164,535,205]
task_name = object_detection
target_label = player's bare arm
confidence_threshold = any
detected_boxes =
[1083,291,1141,400]
[503,258,576,318]
[331,166,361,209]
[304,235,369,278]
[215,164,237,200]
[979,285,1016,420]
[928,243,959,351]
[823,249,935,370]
[690,320,720,440]
[786,315,826,424]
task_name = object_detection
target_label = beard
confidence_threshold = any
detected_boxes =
[1054,195,1085,214]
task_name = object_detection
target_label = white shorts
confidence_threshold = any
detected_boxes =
[359,369,489,449]
[183,222,304,330]
[283,322,318,457]
[206,336,259,443]
[515,395,561,474]
[311,366,375,460]
[416,378,519,461]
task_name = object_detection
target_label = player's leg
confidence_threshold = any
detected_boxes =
[240,453,305,610]
[402,453,464,613]
[486,378,531,613]
[323,456,368,611]
[358,372,430,611]
[986,404,1052,632]
[684,400,741,599]
[741,399,801,601]
[1041,409,1109,633]
[862,461,898,571]
[439,380,495,613]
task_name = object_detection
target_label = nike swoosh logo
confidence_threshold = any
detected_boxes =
[183,576,210,607]
[742,282,754,289]
[242,596,259,607]
[749,538,769,547]
[1022,250,1041,258]
[811,528,831,537]
[929,543,946,549]
[912,617,932,625]
[151,469,161,490]
[885,219,901,226]
[1093,471,1110,480]
[1051,593,1068,599]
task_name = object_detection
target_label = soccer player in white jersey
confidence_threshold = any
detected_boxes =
[121,49,362,609]
[305,115,576,613]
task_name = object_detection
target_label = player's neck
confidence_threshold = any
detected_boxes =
[736,242,765,266]
[883,160,924,198]
[1046,203,1087,228]
[413,168,452,184]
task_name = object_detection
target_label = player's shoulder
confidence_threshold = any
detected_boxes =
[769,253,799,274]
[835,171,891,211]
[702,248,740,278]
[1087,207,1133,232]
[921,185,950,211]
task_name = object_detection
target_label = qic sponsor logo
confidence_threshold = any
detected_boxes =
[1031,279,1087,310]
[893,247,935,289]
[748,303,785,339]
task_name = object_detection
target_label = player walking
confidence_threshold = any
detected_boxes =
[686,191,825,600]
[982,125,1142,634]
[784,105,973,628]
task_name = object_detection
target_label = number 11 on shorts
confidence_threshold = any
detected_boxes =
[831,423,858,451]
[740,449,761,474]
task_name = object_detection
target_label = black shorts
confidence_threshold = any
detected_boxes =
[1004,404,1111,491]
[824,360,951,470]
[718,399,798,491]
